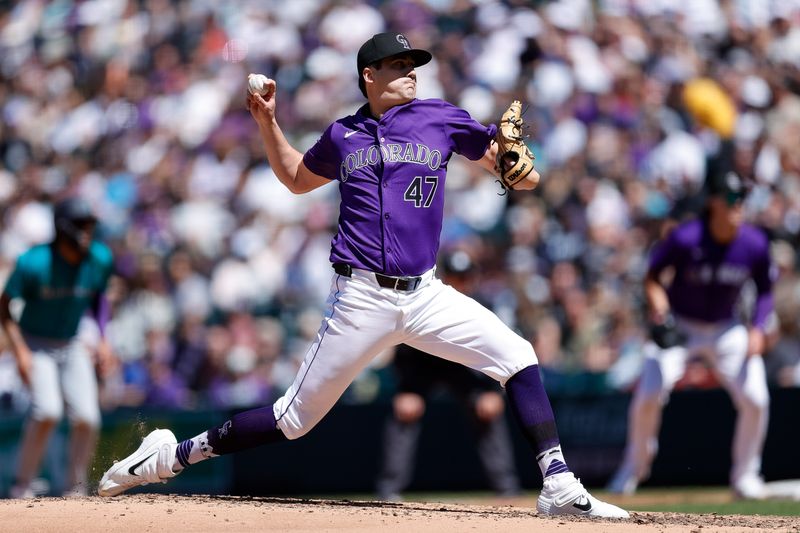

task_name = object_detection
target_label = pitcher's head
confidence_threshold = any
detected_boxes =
[357,32,431,99]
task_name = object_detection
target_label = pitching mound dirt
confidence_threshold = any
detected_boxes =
[0,494,798,532]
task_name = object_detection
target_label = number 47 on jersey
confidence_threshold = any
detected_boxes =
[404,176,439,208]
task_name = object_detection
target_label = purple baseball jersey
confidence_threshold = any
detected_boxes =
[303,98,496,276]
[648,218,775,329]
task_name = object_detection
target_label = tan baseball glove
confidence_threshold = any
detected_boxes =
[495,100,535,190]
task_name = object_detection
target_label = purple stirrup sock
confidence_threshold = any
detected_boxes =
[206,405,287,455]
[505,364,561,455]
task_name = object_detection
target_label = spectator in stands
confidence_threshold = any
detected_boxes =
[0,1,797,415]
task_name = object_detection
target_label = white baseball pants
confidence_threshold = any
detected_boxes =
[273,268,537,440]
[620,318,769,487]
[25,334,101,428]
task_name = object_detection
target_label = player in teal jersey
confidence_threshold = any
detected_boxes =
[0,197,115,497]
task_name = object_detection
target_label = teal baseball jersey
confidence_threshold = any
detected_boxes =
[3,241,113,339]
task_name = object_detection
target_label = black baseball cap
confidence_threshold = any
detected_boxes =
[357,32,431,95]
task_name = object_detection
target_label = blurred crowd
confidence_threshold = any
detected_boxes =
[1,0,799,413]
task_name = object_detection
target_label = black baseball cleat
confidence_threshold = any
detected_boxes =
[537,472,629,518]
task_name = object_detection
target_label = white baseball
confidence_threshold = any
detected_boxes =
[247,73,273,97]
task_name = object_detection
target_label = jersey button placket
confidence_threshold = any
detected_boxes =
[377,129,389,271]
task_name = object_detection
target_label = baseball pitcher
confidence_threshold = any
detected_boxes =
[97,32,627,518]
[608,169,775,499]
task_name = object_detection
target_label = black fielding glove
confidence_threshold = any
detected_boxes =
[649,314,688,349]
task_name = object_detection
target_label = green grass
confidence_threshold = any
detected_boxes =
[323,487,800,517]
[623,498,800,515]
[609,487,800,516]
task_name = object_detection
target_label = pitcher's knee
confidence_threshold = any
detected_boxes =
[275,411,319,440]
[276,421,313,440]
[497,343,538,386]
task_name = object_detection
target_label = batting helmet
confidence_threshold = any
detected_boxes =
[53,197,97,244]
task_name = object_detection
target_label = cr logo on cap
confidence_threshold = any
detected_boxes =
[396,34,410,49]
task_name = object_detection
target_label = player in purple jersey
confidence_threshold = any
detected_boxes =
[97,32,628,518]
[608,169,776,499]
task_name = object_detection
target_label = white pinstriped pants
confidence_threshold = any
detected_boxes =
[272,268,537,440]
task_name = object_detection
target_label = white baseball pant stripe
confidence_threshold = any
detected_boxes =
[622,318,768,486]
[24,335,101,428]
[273,268,536,440]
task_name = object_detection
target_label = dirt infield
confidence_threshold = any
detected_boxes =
[0,494,798,533]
